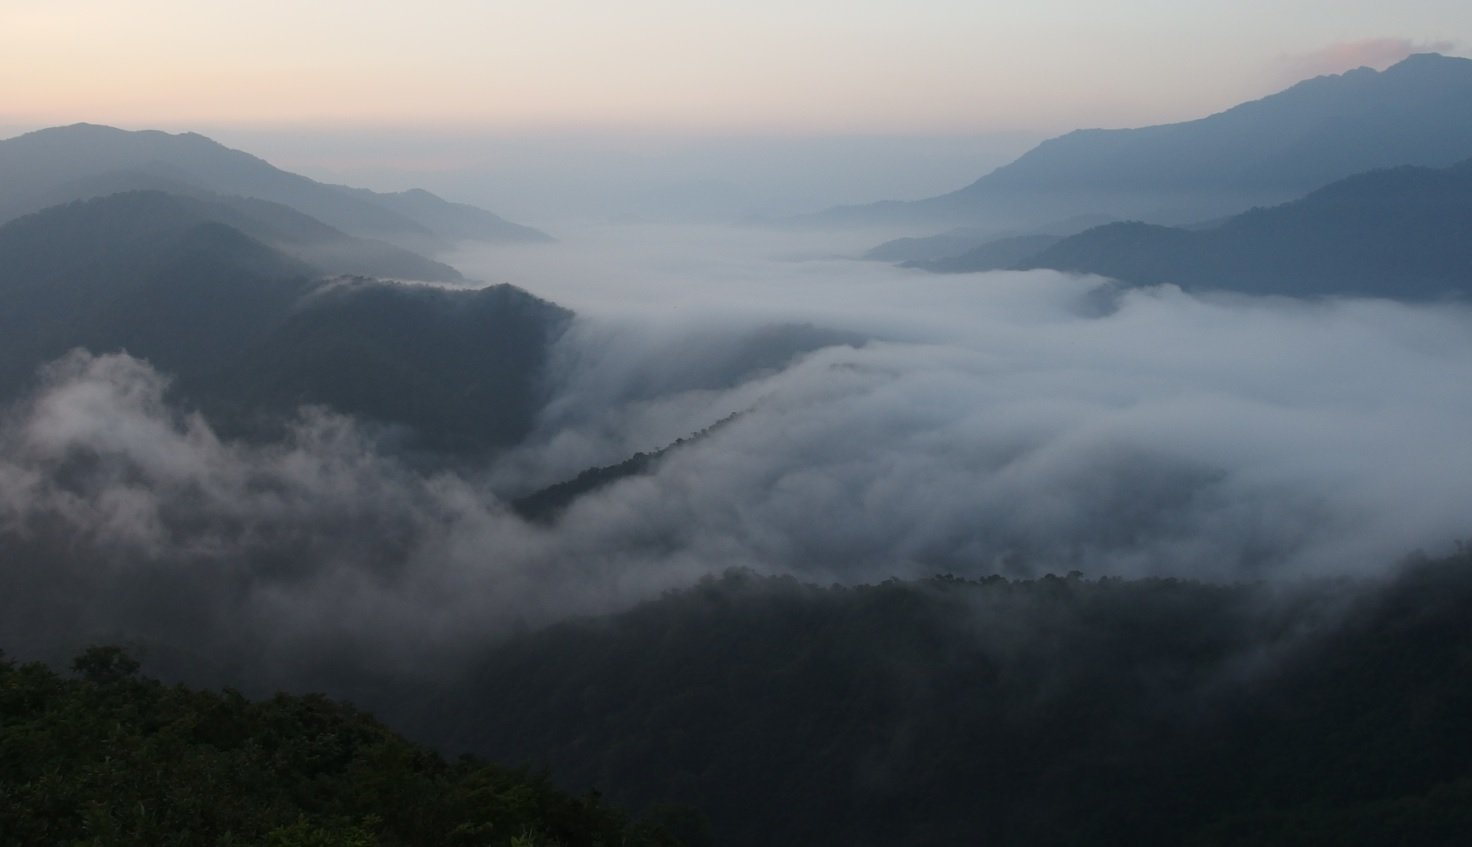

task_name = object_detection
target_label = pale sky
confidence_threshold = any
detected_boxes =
[2,1,1467,135]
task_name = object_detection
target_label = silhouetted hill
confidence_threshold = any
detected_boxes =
[0,123,552,251]
[807,53,1472,229]
[39,185,463,281]
[0,192,318,395]
[0,192,570,452]
[905,234,1062,273]
[1018,158,1472,298]
[412,550,1472,847]
[219,280,570,453]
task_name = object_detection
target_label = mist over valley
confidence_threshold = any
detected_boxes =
[3,35,1472,846]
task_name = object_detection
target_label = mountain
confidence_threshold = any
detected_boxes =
[216,279,569,452]
[333,185,555,244]
[0,192,570,452]
[0,191,318,396]
[0,123,552,252]
[807,53,1472,231]
[1016,158,1472,298]
[42,183,463,282]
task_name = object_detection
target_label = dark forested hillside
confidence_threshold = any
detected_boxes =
[0,192,318,396]
[217,280,569,453]
[0,192,571,452]
[414,551,1472,847]
[0,647,696,847]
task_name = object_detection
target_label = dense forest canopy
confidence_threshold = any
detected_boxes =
[0,647,699,847]
[413,551,1472,846]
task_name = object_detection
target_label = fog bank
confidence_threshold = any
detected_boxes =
[4,226,1471,673]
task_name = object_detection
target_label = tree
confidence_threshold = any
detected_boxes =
[70,645,141,684]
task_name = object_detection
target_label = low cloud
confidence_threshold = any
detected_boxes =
[4,228,1472,686]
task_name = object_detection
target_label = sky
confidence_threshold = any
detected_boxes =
[2,1,1466,135]
[2,2,1467,219]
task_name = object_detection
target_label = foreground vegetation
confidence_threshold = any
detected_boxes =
[426,551,1472,846]
[0,647,693,847]
[7,550,1472,846]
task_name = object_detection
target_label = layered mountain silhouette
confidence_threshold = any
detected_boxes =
[1014,158,1472,298]
[0,123,552,253]
[809,53,1472,231]
[0,191,569,452]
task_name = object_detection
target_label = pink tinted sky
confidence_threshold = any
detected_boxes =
[1,2,1465,136]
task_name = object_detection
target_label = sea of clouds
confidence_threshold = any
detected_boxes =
[3,224,1471,675]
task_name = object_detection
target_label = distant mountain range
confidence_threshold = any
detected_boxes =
[0,123,552,253]
[1012,158,1472,298]
[878,154,1472,299]
[809,53,1472,231]
[0,191,569,452]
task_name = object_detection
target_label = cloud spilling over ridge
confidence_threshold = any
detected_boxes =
[0,352,608,672]
[508,273,1472,583]
[4,228,1472,674]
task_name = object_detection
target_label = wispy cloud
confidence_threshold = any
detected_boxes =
[1277,38,1459,81]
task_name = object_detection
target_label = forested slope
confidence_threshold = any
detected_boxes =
[0,648,697,847]
[420,551,1472,846]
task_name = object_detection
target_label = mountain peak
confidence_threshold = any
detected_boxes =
[811,49,1472,229]
[1380,51,1472,79]
[1389,51,1468,66]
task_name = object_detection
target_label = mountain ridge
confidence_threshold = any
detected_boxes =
[1014,157,1472,298]
[0,123,553,252]
[0,191,570,453]
[801,53,1472,231]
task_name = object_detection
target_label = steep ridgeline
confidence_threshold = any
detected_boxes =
[808,53,1472,230]
[0,191,570,453]
[1016,158,1472,298]
[419,551,1472,847]
[0,123,552,252]
[512,414,744,523]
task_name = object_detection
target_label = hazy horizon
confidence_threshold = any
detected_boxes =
[4,1,1467,222]
[3,3,1465,132]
